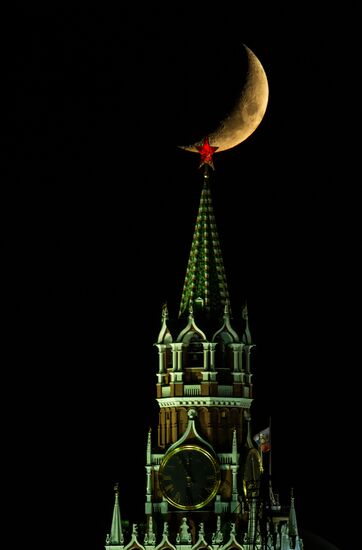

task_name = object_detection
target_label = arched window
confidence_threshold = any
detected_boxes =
[188,332,204,368]
[214,331,233,371]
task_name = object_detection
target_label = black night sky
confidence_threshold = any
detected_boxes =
[3,6,360,550]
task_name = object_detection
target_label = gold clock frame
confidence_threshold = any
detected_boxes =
[158,444,221,510]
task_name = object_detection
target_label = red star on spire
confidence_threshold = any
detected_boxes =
[195,136,218,170]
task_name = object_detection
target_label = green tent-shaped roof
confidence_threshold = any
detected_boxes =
[178,167,230,320]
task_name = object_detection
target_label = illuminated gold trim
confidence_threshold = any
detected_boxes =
[159,445,221,511]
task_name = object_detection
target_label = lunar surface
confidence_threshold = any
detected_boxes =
[179,44,269,152]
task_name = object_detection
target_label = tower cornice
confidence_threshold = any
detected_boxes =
[156,396,252,408]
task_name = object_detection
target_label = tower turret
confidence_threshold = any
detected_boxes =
[287,489,301,550]
[105,484,124,549]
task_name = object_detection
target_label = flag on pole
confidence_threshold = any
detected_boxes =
[253,426,271,452]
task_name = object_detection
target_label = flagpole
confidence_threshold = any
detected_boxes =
[268,415,275,507]
[269,416,272,477]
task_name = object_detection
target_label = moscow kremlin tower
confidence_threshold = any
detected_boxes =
[103,135,303,550]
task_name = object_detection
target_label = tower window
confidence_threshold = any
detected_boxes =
[188,334,204,367]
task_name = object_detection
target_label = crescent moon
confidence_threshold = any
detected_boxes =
[179,44,269,152]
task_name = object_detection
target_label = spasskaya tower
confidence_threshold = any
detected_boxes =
[104,146,303,549]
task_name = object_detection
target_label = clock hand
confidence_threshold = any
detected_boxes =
[185,481,194,505]
[180,454,194,480]
[185,473,193,487]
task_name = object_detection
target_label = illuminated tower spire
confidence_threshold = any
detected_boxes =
[288,488,299,549]
[105,484,124,548]
[178,164,230,320]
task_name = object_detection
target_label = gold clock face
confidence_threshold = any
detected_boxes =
[158,445,220,510]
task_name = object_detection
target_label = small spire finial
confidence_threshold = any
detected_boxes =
[162,302,168,319]
[113,482,119,495]
[242,300,253,345]
[188,302,194,318]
